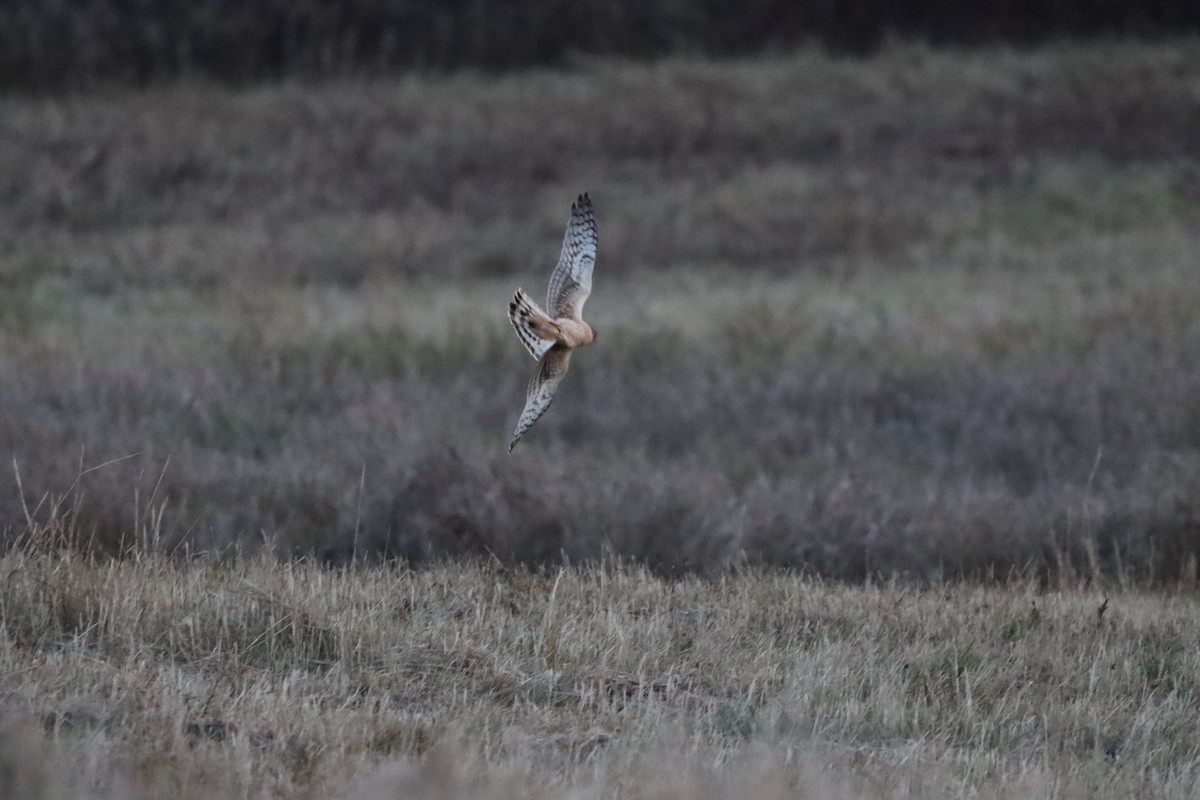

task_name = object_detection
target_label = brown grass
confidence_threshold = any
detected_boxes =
[2,41,1199,580]
[2,552,1199,798]
[4,45,1200,797]
[5,39,1200,798]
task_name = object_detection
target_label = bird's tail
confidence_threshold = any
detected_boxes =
[508,288,557,359]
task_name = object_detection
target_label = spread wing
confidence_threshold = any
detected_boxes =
[545,192,597,320]
[508,288,557,360]
[509,347,572,451]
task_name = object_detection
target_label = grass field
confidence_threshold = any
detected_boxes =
[1,38,1199,797]
[3,555,1200,798]
[2,40,1198,579]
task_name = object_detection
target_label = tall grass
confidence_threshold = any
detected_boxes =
[2,550,1199,798]
[1,41,1199,580]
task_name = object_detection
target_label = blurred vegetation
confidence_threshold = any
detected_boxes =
[0,42,1198,579]
[1,0,1200,90]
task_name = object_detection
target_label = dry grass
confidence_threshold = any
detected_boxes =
[2,552,1199,798]
[2,41,1198,580]
[0,42,1199,792]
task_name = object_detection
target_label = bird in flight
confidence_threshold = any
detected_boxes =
[507,192,598,451]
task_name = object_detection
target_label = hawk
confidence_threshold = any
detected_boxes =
[507,192,598,451]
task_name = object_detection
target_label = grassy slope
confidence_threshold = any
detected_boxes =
[2,554,1198,798]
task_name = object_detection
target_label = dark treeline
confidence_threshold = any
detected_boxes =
[2,0,1199,91]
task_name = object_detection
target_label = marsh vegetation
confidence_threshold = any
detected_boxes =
[0,38,1198,798]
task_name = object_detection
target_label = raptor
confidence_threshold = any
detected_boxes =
[507,192,599,451]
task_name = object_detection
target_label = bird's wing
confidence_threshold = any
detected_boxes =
[545,192,597,320]
[509,347,573,451]
[508,288,557,360]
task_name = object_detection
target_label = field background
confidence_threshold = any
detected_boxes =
[2,40,1198,580]
[1,28,1199,800]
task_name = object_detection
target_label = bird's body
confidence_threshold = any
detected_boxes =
[507,193,599,451]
